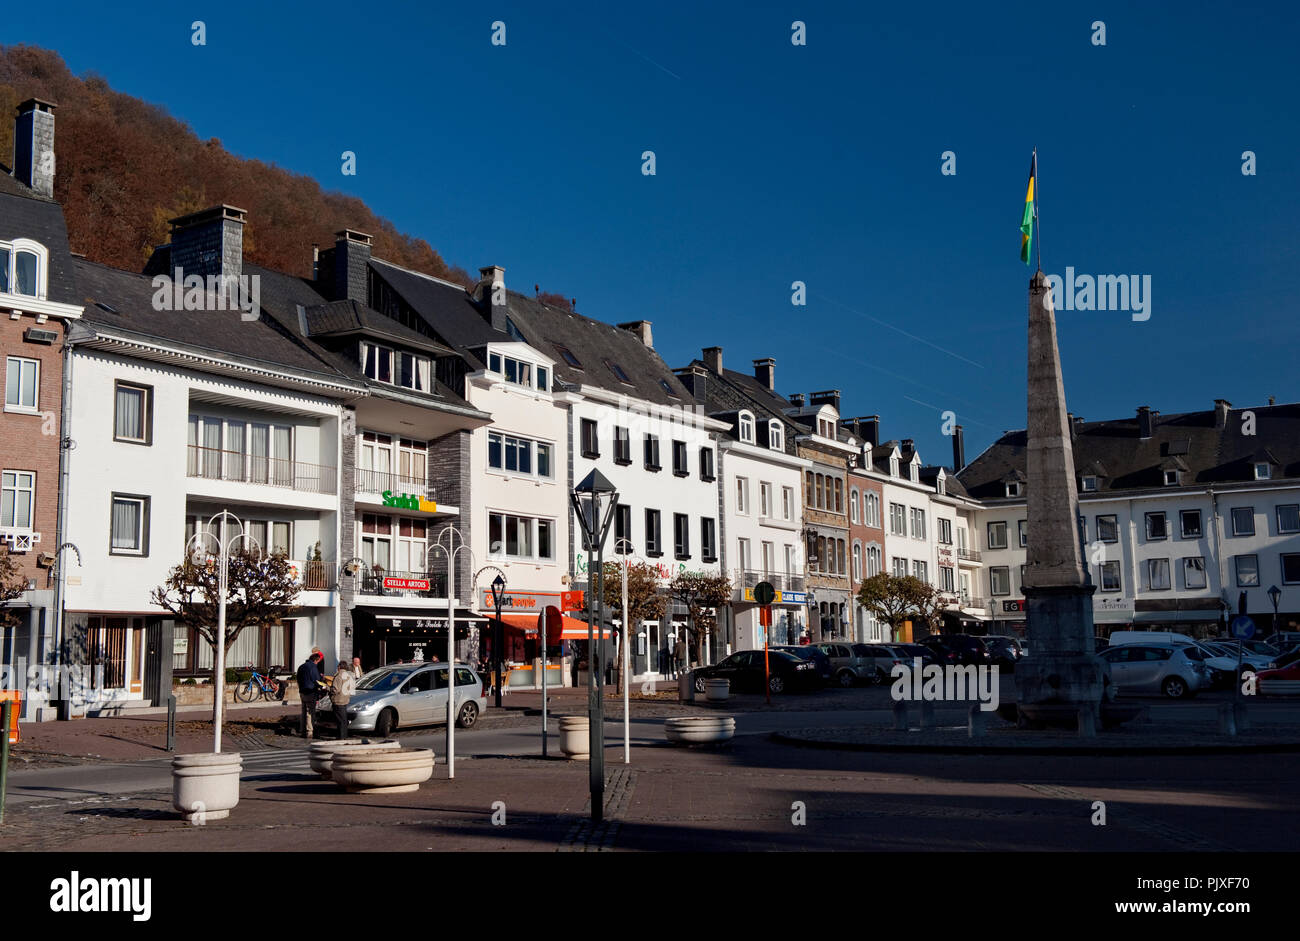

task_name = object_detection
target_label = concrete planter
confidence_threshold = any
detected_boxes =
[664,716,735,745]
[331,747,435,794]
[172,752,242,823]
[308,739,399,779]
[704,679,730,703]
[558,715,590,760]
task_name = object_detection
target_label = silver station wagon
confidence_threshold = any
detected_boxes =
[345,662,489,735]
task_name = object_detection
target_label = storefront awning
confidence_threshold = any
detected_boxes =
[352,606,488,633]
[492,612,612,640]
[1133,610,1222,624]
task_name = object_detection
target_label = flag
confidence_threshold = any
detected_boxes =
[1020,154,1036,265]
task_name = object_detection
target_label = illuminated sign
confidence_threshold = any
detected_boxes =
[384,576,431,591]
[382,491,438,512]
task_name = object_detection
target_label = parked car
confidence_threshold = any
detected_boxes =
[852,643,913,684]
[1271,631,1300,650]
[894,643,941,667]
[771,645,833,685]
[1214,638,1281,657]
[1094,636,1110,653]
[344,662,489,735]
[1096,643,1208,699]
[982,636,1023,668]
[817,642,876,687]
[1256,662,1300,696]
[693,649,821,695]
[917,634,991,665]
[1200,641,1275,675]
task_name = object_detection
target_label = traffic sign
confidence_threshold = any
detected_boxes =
[1230,615,1256,639]
[539,605,565,647]
[753,581,776,605]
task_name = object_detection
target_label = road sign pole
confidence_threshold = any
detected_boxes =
[0,701,10,825]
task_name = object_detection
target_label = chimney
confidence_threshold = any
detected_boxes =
[1067,412,1075,440]
[901,438,915,454]
[472,265,507,332]
[861,415,880,446]
[809,389,841,413]
[753,358,775,391]
[952,424,965,470]
[14,98,56,198]
[311,243,320,281]
[702,346,723,375]
[1269,395,1276,406]
[1214,399,1232,428]
[333,229,373,304]
[675,364,708,397]
[789,393,805,407]
[618,320,653,349]
[170,205,246,284]
[1137,405,1154,439]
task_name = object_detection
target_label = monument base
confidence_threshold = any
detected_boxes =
[1017,584,1106,726]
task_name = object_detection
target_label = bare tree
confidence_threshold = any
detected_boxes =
[0,545,28,628]
[669,571,733,667]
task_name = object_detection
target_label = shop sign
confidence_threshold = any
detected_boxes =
[1002,599,1025,612]
[478,588,582,612]
[382,491,438,512]
[1093,597,1135,623]
[384,576,431,590]
[742,587,808,605]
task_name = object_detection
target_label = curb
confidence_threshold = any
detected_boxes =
[768,730,1300,756]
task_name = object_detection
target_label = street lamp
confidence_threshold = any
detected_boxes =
[430,525,474,779]
[614,537,639,765]
[570,469,619,822]
[490,574,506,708]
[1268,585,1282,636]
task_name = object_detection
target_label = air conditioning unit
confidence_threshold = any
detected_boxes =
[24,327,58,344]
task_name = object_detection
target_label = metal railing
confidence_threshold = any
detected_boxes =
[290,560,338,591]
[957,548,982,562]
[186,445,337,495]
[354,467,431,497]
[353,568,448,599]
[733,569,807,592]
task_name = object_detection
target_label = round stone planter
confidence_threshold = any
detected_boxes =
[309,739,399,779]
[704,679,730,703]
[559,715,590,760]
[172,751,242,823]
[331,747,435,794]
[664,716,735,745]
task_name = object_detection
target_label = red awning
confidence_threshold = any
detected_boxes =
[492,612,611,640]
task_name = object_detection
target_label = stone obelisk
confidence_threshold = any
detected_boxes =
[1017,271,1105,724]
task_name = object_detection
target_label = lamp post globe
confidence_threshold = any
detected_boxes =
[1268,585,1282,636]
[491,574,506,707]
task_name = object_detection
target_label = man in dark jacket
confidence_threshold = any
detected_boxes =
[297,652,323,739]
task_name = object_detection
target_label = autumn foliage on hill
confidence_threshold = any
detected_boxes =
[0,45,474,285]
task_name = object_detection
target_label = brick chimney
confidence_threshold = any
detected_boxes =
[618,321,653,349]
[1137,405,1154,439]
[1214,399,1232,429]
[753,358,775,391]
[952,424,965,470]
[332,229,373,304]
[14,98,56,198]
[472,265,507,332]
[702,346,723,375]
[170,205,246,284]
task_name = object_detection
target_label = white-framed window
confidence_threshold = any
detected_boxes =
[487,431,553,479]
[761,540,775,576]
[0,239,48,299]
[1005,481,1021,497]
[1182,556,1207,590]
[937,518,952,545]
[889,455,899,477]
[1235,554,1259,587]
[1254,463,1272,480]
[939,566,955,592]
[1018,519,1028,548]
[1163,469,1180,486]
[913,560,928,584]
[760,482,773,518]
[852,543,862,580]
[865,492,880,528]
[784,543,795,576]
[1276,504,1300,535]
[987,521,1008,549]
[1231,507,1255,537]
[738,411,755,443]
[736,477,749,514]
[892,556,908,577]
[889,503,906,536]
[782,486,793,520]
[1146,558,1172,591]
[113,381,153,444]
[1100,560,1122,591]
[4,357,39,412]
[110,494,150,556]
[909,507,926,540]
[188,415,294,486]
[485,349,548,392]
[990,566,1010,595]
[936,476,945,496]
[737,537,751,572]
[850,489,860,523]
[1081,475,1099,492]
[866,544,881,577]
[1,470,35,529]
[361,341,432,393]
[488,512,555,561]
[768,421,784,451]
[909,462,919,484]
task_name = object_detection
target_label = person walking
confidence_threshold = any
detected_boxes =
[351,656,362,680]
[331,660,356,739]
[675,636,687,675]
[297,651,323,739]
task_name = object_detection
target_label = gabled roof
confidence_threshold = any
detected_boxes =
[673,361,801,449]
[301,298,453,356]
[368,258,509,362]
[1,167,81,307]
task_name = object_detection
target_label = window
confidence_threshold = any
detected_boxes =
[889,503,906,536]
[1255,463,1272,480]
[361,342,430,392]
[1182,556,1207,590]
[1097,515,1118,543]
[1235,554,1259,587]
[1100,561,1121,592]
[1018,519,1028,548]
[1180,510,1202,539]
[815,475,824,509]
[1005,482,1021,497]
[580,419,599,458]
[699,448,715,481]
[834,478,843,513]
[1146,558,1171,591]
[643,435,660,470]
[990,567,1010,596]
[784,544,795,576]
[613,426,631,465]
[614,505,631,551]
[818,418,835,438]
[938,518,952,545]
[605,359,632,384]
[913,560,928,584]
[672,440,688,477]
[1231,507,1255,536]
[852,544,862,580]
[4,357,38,412]
[850,489,860,524]
[769,421,784,451]
[1163,469,1180,486]
[645,509,662,556]
[736,477,749,514]
[910,507,926,540]
[554,345,582,368]
[487,513,556,561]
[0,240,45,298]
[837,539,846,575]
[987,521,1008,550]
[113,381,152,444]
[536,366,549,391]
[737,538,751,571]
[488,352,502,373]
[658,379,678,397]
[866,545,882,577]
[889,455,899,477]
[701,518,717,562]
[865,492,880,528]
[487,432,552,479]
[737,412,754,443]
[910,463,919,484]
[1282,554,1300,585]
[1276,505,1300,535]
[936,476,946,497]
[110,494,150,555]
[782,486,794,521]
[760,482,773,518]
[673,513,690,559]
[939,566,955,592]
[1,471,35,530]
[892,557,908,577]
[1145,512,1168,541]
[1081,475,1098,492]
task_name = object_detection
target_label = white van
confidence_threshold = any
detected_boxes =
[1107,630,1197,647]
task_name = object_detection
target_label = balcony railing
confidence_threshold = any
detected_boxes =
[733,569,806,593]
[957,548,982,562]
[962,597,990,610]
[290,560,338,592]
[187,445,337,495]
[354,467,432,497]
[352,568,448,600]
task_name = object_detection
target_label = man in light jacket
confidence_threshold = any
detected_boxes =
[331,660,356,739]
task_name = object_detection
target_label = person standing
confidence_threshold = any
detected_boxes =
[297,652,323,739]
[675,636,687,676]
[331,660,356,739]
[351,656,363,680]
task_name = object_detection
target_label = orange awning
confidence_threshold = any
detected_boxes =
[492,612,612,640]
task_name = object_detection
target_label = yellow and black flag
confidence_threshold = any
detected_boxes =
[1020,152,1037,266]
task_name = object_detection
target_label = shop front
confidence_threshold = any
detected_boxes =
[734,585,809,652]
[476,587,606,689]
[350,606,486,671]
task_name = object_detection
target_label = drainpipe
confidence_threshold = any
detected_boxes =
[51,335,75,720]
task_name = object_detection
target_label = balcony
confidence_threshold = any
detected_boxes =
[290,560,337,592]
[352,568,448,600]
[962,597,991,610]
[733,569,806,593]
[957,548,982,563]
[187,445,337,495]
[354,467,432,497]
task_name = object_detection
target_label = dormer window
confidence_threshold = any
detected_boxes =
[1255,463,1272,480]
[362,342,431,392]
[818,418,835,438]
[1163,469,1180,486]
[0,240,47,299]
[485,348,549,392]
[936,476,946,496]
[909,462,919,483]
[890,456,899,477]
[768,420,784,451]
[659,379,679,397]
[739,412,755,444]
[1081,475,1099,492]
[1005,482,1022,498]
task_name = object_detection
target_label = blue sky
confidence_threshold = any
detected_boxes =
[13,0,1300,464]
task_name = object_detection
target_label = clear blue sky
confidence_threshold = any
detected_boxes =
[15,0,1300,465]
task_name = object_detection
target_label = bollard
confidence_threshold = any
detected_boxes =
[1076,705,1096,738]
[0,700,10,825]
[1217,701,1237,737]
[919,699,935,730]
[968,704,986,738]
[892,698,908,731]
[1233,701,1250,733]
[166,695,177,752]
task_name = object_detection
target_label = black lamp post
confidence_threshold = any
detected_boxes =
[1268,585,1281,637]
[490,574,506,708]
[570,469,619,822]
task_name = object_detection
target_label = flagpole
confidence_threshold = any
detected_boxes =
[1033,148,1042,273]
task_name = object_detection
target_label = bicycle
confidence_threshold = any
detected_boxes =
[233,665,287,703]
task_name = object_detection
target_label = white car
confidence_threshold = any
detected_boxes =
[1200,641,1275,674]
[1097,643,1209,699]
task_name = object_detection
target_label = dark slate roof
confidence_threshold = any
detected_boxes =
[0,169,82,307]
[301,298,452,356]
[674,362,800,451]
[956,402,1300,498]
[369,258,507,363]
[921,466,972,499]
